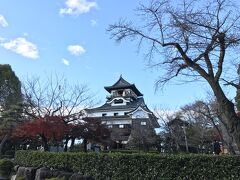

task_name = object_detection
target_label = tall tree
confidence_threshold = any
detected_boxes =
[0,64,22,155]
[108,0,240,149]
[13,116,68,151]
[236,64,240,112]
[126,127,160,152]
[21,75,94,151]
[181,100,237,154]
[81,118,111,152]
[0,65,22,109]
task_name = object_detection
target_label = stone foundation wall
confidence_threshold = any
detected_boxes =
[12,166,94,180]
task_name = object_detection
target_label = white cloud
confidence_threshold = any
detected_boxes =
[68,44,86,56]
[0,15,8,27]
[1,37,39,59]
[0,37,6,43]
[60,0,97,16]
[62,58,70,66]
[90,19,97,26]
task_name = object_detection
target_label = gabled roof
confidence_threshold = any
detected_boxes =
[168,117,189,127]
[126,104,160,128]
[104,76,143,96]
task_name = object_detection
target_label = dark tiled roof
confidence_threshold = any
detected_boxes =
[149,114,160,128]
[168,118,189,127]
[104,76,143,96]
[85,97,160,128]
[109,76,131,87]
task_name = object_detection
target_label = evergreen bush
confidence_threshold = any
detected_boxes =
[0,159,14,177]
[15,150,240,180]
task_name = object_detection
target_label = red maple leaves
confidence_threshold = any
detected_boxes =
[13,116,68,141]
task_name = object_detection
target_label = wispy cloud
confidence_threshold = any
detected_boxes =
[62,58,70,66]
[90,19,97,26]
[68,44,86,56]
[0,15,8,27]
[1,37,39,59]
[60,0,97,16]
[0,37,6,43]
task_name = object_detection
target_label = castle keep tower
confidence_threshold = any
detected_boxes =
[86,76,159,148]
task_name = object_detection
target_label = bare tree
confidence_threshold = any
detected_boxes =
[108,0,240,149]
[22,75,95,151]
[127,127,160,152]
[181,100,237,154]
[154,109,181,152]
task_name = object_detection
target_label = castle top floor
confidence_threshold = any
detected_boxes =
[104,76,143,100]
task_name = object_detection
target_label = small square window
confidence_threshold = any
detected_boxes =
[124,112,128,115]
[141,121,147,126]
[114,113,119,116]
[102,113,107,117]
[119,125,124,128]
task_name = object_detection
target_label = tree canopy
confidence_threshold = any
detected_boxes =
[0,64,22,155]
[0,64,22,109]
[108,0,240,150]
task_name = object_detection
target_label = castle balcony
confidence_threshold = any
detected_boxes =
[106,93,137,100]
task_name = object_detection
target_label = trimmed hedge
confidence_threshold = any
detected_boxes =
[0,159,14,177]
[15,150,240,180]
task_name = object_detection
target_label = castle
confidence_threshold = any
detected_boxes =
[85,76,159,148]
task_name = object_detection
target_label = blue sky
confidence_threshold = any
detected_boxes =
[0,0,235,110]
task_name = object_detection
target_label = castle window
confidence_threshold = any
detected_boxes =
[119,124,124,128]
[102,113,107,117]
[124,112,128,115]
[114,113,119,116]
[108,125,113,128]
[118,90,123,96]
[114,99,123,104]
[141,121,147,126]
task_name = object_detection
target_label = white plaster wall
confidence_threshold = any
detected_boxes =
[105,120,132,125]
[89,110,128,117]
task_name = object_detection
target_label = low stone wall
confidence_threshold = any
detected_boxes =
[12,166,94,180]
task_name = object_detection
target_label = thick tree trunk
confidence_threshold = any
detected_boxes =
[64,136,70,152]
[217,116,237,154]
[209,80,240,152]
[70,137,75,151]
[83,139,88,152]
[41,135,49,151]
[0,134,9,155]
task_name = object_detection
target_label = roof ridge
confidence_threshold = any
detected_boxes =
[112,76,132,87]
[104,76,143,96]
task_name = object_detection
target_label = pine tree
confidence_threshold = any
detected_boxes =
[0,64,22,155]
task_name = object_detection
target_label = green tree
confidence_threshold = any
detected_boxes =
[108,0,240,150]
[0,64,22,155]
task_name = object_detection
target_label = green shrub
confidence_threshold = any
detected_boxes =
[104,149,159,154]
[0,154,13,159]
[0,159,14,177]
[15,150,240,180]
[16,177,25,180]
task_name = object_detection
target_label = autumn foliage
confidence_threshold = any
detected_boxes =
[13,116,110,151]
[14,116,68,141]
[13,116,69,151]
